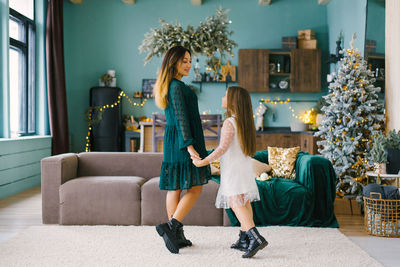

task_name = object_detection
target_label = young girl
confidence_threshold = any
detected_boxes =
[192,86,268,258]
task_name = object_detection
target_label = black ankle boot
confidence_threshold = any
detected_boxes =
[176,224,192,248]
[155,218,180,254]
[242,227,268,258]
[231,230,249,251]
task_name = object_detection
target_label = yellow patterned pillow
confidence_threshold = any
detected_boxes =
[210,160,220,175]
[268,146,300,179]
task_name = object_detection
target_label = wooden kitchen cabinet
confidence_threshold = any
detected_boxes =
[300,133,319,154]
[291,49,321,92]
[256,132,319,155]
[238,49,269,92]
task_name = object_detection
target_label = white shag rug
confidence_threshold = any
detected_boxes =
[0,225,381,267]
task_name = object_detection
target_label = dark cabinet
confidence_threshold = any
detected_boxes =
[256,132,318,154]
[239,48,321,93]
[291,49,321,92]
[300,134,319,154]
[90,87,122,151]
[238,49,269,92]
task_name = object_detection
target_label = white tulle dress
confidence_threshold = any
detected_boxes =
[205,117,260,209]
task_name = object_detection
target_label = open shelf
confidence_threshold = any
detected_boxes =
[270,73,291,76]
[191,80,237,92]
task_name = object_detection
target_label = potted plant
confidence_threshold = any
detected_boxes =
[370,133,387,174]
[386,130,400,174]
[370,130,400,174]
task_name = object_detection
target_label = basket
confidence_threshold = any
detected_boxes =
[364,192,400,237]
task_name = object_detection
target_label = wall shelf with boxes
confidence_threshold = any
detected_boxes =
[238,29,320,93]
[238,48,321,93]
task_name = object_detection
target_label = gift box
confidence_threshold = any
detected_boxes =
[282,36,297,49]
[298,29,315,40]
[298,39,318,49]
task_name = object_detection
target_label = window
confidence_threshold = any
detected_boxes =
[9,1,35,137]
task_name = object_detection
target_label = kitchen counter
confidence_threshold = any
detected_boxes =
[256,127,317,136]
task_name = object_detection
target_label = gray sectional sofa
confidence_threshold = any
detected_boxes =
[41,152,230,226]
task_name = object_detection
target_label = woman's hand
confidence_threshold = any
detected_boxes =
[187,145,200,160]
[191,157,209,167]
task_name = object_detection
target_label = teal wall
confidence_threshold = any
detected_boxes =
[0,137,51,199]
[366,0,385,54]
[64,0,332,153]
[326,0,367,56]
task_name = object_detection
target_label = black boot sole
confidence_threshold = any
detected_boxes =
[231,245,248,252]
[178,241,192,248]
[156,224,179,254]
[242,241,268,258]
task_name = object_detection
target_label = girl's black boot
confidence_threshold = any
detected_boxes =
[242,227,268,258]
[230,230,249,251]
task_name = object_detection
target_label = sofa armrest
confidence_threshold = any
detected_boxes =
[295,154,337,223]
[295,153,336,194]
[41,153,78,224]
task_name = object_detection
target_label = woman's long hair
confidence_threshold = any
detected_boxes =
[154,46,191,109]
[226,86,256,157]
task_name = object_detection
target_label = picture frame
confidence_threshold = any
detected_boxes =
[142,79,156,98]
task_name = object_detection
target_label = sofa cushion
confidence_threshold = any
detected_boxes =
[268,146,300,179]
[59,176,146,225]
[141,177,223,226]
[77,152,163,179]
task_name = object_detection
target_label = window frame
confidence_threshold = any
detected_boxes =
[9,7,36,137]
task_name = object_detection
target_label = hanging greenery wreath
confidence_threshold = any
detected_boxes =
[85,106,104,127]
[139,7,237,65]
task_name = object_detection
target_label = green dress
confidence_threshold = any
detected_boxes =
[159,78,211,190]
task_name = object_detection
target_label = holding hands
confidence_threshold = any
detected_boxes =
[187,145,209,167]
[191,156,209,167]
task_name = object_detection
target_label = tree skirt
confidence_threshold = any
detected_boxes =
[0,225,381,267]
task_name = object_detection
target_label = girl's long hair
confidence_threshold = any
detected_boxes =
[226,86,256,157]
[154,46,191,109]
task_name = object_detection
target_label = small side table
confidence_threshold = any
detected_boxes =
[124,130,140,152]
[366,171,400,187]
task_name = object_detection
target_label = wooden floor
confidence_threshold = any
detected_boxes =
[0,186,367,241]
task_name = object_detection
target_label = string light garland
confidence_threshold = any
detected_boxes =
[85,90,148,152]
[86,95,315,151]
[259,97,316,121]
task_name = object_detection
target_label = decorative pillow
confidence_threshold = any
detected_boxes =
[252,158,272,177]
[268,146,300,179]
[210,160,220,175]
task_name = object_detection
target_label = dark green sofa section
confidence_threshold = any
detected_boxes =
[212,150,338,228]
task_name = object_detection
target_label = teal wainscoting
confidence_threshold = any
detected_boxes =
[0,136,51,199]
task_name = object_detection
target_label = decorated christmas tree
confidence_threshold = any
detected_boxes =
[315,34,385,199]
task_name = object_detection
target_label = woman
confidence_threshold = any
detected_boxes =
[154,46,211,254]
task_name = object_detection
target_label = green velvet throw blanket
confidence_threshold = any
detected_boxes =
[211,150,338,228]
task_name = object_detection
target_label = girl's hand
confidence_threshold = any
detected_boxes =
[187,145,200,160]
